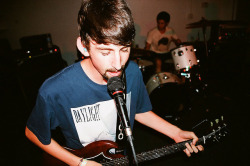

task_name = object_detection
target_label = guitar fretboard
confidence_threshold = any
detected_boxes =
[102,138,205,166]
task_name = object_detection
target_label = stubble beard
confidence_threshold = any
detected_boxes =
[102,65,125,81]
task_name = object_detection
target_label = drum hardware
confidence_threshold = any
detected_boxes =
[180,72,190,78]
[162,73,169,80]
[133,58,154,70]
[170,43,208,99]
[133,57,155,84]
[135,43,208,119]
[130,48,154,59]
[171,45,198,71]
[179,65,208,97]
[186,17,215,58]
[146,72,184,95]
[142,42,210,120]
[186,19,248,60]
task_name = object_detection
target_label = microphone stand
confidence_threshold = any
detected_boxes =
[107,76,138,165]
[114,94,138,166]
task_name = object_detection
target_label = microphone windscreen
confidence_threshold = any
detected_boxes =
[107,76,124,93]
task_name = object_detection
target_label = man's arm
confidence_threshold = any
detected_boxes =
[171,36,182,46]
[25,127,101,166]
[145,42,151,50]
[135,111,203,156]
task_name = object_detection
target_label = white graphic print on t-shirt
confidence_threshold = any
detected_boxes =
[71,93,131,146]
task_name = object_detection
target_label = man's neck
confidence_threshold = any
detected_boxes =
[80,59,107,85]
[158,27,166,34]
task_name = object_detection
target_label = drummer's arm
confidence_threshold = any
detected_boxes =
[145,42,151,50]
[172,38,182,46]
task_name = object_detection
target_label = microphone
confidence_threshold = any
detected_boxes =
[107,76,138,165]
[107,76,132,137]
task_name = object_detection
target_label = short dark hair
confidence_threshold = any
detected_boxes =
[78,0,135,49]
[157,11,170,23]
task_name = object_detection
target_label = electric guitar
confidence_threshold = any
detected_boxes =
[43,117,228,166]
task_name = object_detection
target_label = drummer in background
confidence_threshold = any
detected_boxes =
[145,11,182,73]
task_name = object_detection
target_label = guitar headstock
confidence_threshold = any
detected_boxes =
[204,115,229,143]
[192,115,229,145]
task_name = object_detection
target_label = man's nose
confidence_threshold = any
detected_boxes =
[112,52,122,71]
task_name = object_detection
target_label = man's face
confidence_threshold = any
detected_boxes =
[88,40,130,80]
[157,19,168,31]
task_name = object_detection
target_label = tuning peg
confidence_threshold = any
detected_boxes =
[214,118,223,140]
[215,119,219,124]
[220,115,227,127]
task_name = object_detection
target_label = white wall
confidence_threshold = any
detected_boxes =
[0,0,236,65]
[127,0,236,48]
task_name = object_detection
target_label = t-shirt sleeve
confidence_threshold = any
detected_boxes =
[170,29,179,40]
[26,92,59,145]
[146,30,153,44]
[135,67,152,114]
[172,34,178,40]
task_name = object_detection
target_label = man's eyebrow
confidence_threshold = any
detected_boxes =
[96,46,128,50]
[96,47,113,51]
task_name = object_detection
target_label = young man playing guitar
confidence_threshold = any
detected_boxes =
[25,0,203,165]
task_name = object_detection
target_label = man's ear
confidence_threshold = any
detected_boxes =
[76,37,89,57]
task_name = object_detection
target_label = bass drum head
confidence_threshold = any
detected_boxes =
[146,72,183,95]
[146,73,188,119]
[150,83,188,119]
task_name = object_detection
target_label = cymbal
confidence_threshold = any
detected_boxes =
[186,18,221,29]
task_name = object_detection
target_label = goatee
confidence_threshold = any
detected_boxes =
[103,65,125,80]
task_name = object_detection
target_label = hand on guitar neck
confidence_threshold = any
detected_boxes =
[173,130,204,157]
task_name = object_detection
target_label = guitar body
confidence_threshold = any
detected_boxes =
[42,140,124,166]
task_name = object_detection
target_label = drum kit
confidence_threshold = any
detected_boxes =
[131,45,206,119]
[131,44,206,94]
[131,19,213,119]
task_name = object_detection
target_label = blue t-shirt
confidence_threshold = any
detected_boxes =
[27,60,152,149]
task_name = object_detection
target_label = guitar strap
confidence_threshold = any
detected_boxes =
[115,71,127,154]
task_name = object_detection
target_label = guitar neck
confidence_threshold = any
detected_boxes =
[102,137,205,166]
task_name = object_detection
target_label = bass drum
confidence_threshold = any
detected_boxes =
[146,72,188,119]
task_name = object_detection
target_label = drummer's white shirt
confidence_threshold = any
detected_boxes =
[146,26,178,54]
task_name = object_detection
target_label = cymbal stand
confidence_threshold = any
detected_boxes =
[202,25,209,58]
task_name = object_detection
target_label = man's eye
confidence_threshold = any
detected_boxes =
[101,52,110,56]
[121,48,129,52]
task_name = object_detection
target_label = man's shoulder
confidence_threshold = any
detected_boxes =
[40,62,80,92]
[148,27,158,34]
[126,60,141,76]
[147,28,159,41]
[165,26,175,33]
[126,60,139,71]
